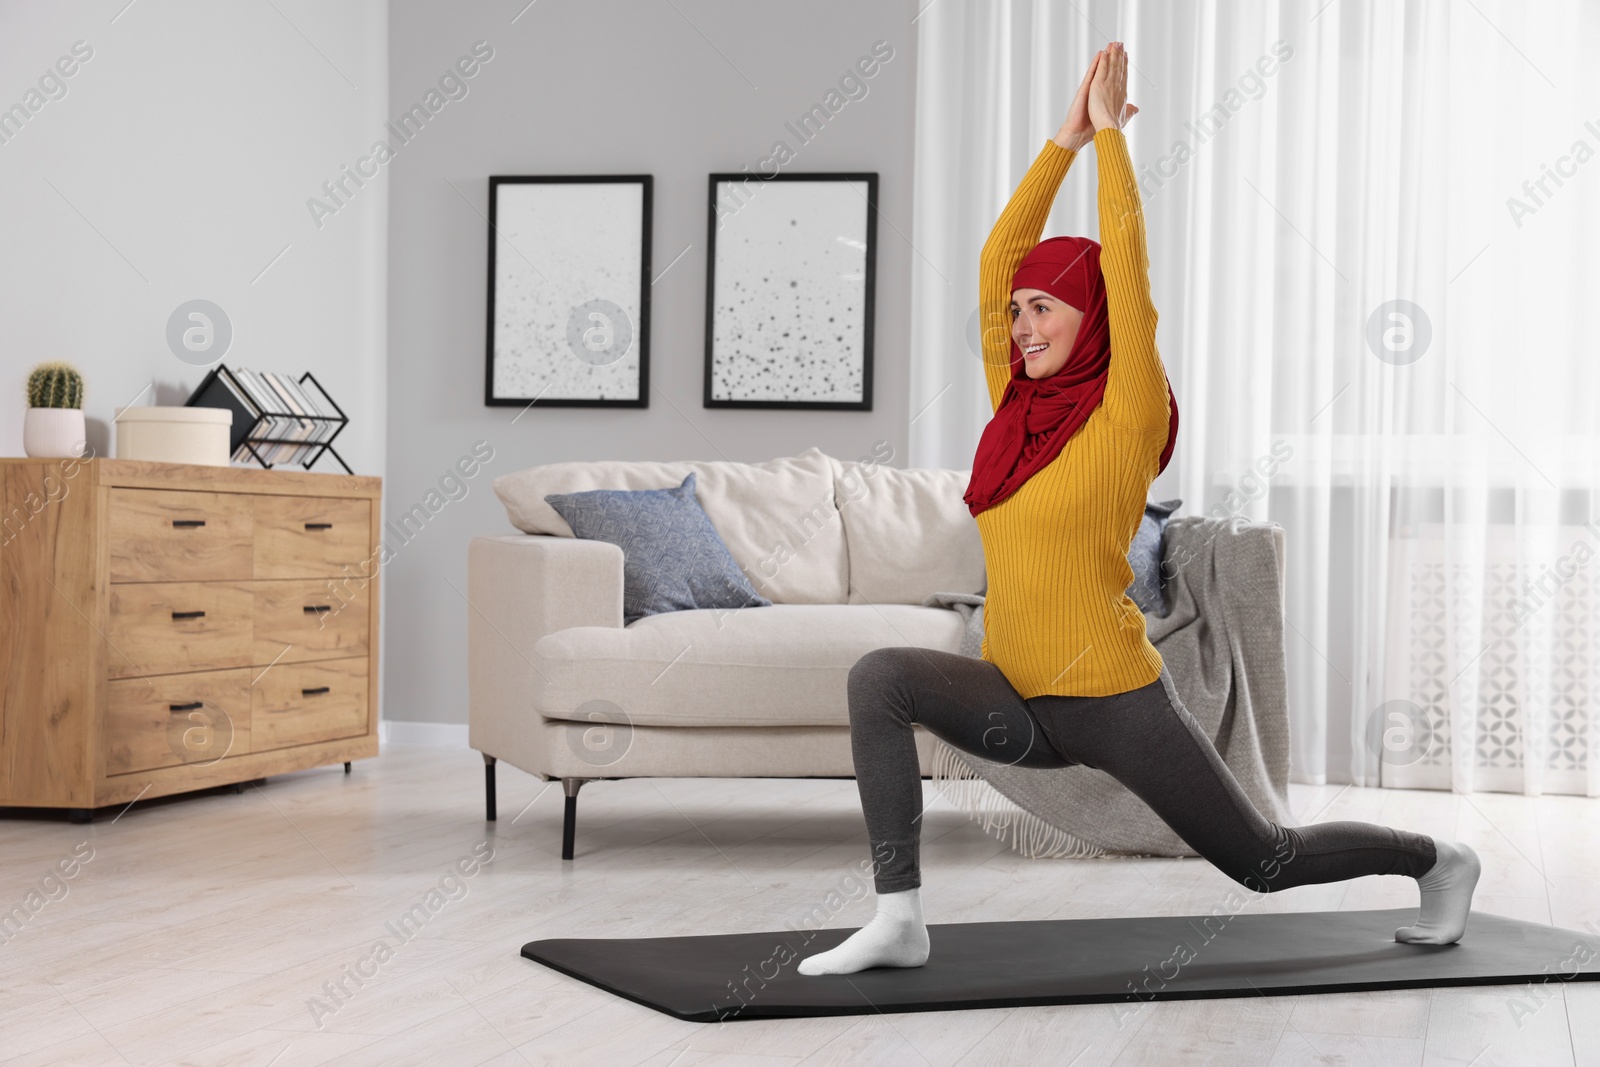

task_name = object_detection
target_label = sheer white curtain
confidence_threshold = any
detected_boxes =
[909,0,1600,796]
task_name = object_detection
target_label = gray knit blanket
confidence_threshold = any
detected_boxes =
[922,514,1293,858]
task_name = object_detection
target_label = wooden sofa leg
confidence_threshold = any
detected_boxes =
[561,777,593,861]
[483,754,497,822]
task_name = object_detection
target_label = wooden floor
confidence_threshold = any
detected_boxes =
[1,745,1596,1067]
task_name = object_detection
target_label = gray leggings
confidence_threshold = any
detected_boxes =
[847,646,1437,895]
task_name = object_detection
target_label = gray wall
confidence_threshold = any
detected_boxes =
[0,0,388,477]
[1,0,389,734]
[384,0,920,725]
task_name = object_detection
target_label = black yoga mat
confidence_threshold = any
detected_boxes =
[521,908,1600,1022]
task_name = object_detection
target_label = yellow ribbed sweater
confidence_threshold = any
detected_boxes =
[975,127,1172,699]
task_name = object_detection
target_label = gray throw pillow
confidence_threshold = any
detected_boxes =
[1126,498,1182,617]
[544,472,772,625]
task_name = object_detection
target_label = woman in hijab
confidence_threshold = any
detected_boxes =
[799,42,1479,977]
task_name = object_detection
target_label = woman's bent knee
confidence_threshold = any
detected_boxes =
[848,647,919,698]
[847,648,919,722]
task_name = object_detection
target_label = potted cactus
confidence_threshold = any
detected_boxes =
[24,361,87,458]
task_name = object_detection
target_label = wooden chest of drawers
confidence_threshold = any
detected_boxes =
[0,458,381,817]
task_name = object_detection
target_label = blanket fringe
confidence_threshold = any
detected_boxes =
[928,742,1107,860]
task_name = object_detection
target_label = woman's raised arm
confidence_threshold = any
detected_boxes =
[975,53,1103,414]
[1089,42,1169,433]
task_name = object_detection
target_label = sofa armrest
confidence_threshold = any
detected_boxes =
[466,534,624,768]
[1270,523,1286,619]
[1160,518,1286,621]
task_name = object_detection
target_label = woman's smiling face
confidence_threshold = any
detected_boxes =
[1010,288,1083,379]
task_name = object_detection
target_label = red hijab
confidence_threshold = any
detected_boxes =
[964,235,1178,517]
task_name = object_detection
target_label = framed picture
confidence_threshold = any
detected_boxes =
[704,171,877,409]
[485,174,652,407]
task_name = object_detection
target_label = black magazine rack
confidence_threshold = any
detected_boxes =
[185,364,354,475]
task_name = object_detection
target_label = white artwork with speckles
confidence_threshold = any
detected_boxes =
[491,182,643,402]
[710,179,869,403]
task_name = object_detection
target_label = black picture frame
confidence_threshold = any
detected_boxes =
[703,171,877,410]
[485,174,652,408]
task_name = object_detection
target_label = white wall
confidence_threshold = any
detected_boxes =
[383,0,919,725]
[0,0,388,723]
[0,0,388,476]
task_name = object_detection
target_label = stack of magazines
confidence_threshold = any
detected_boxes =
[185,364,349,471]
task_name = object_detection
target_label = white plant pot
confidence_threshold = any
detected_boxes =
[22,407,86,459]
[115,406,232,467]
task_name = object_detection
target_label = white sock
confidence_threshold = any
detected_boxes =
[1394,840,1481,945]
[796,887,930,976]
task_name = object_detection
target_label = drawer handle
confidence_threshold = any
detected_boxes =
[171,519,207,528]
[304,522,333,530]
[169,701,204,712]
[303,605,332,614]
[171,610,207,620]
[301,686,331,696]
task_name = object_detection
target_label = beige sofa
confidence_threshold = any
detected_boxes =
[466,446,1283,860]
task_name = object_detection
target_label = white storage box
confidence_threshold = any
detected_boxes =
[115,406,233,466]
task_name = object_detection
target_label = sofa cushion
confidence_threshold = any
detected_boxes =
[543,473,772,626]
[1128,498,1182,617]
[493,446,848,605]
[530,603,968,727]
[831,458,986,604]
